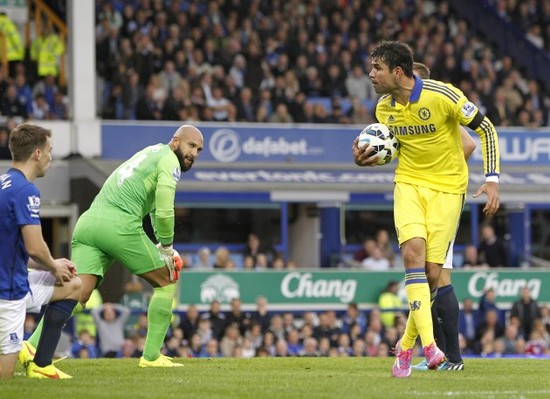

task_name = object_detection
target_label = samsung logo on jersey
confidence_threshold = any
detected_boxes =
[389,124,436,135]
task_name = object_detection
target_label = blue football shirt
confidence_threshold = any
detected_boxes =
[0,168,42,300]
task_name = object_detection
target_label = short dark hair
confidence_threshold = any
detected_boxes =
[413,62,431,79]
[8,123,51,162]
[371,41,414,77]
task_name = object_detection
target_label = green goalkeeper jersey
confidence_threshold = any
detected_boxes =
[90,143,180,245]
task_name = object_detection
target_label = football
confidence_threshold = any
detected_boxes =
[357,123,399,165]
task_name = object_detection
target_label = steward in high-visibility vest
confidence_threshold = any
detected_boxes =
[30,25,65,77]
[0,12,25,62]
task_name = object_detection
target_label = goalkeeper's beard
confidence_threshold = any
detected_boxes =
[174,148,193,172]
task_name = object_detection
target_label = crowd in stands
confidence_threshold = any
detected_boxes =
[24,283,549,359]
[88,0,550,127]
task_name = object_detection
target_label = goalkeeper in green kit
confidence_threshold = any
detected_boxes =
[21,125,204,368]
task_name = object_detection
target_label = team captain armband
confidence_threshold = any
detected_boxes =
[486,175,499,183]
[466,110,485,130]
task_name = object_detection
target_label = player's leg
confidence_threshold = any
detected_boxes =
[395,184,435,349]
[25,213,110,354]
[423,190,463,369]
[412,246,452,371]
[23,272,79,379]
[392,183,434,377]
[0,298,26,378]
[435,267,463,369]
[110,225,182,367]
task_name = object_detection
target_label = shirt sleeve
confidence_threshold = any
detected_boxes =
[152,153,179,245]
[14,184,42,226]
[453,95,500,178]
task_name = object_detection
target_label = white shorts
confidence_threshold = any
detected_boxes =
[0,271,55,355]
[443,241,454,269]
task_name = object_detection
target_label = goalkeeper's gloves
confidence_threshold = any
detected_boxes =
[157,244,184,282]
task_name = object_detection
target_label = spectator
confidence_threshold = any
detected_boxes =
[225,297,251,336]
[202,300,226,340]
[120,280,149,337]
[71,330,99,359]
[361,245,390,271]
[251,296,271,333]
[30,24,65,80]
[268,103,294,123]
[213,246,232,269]
[510,287,542,339]
[1,84,27,118]
[345,64,376,101]
[474,309,505,354]
[478,224,508,267]
[462,244,488,268]
[0,12,25,76]
[353,238,377,265]
[378,281,403,328]
[198,338,220,358]
[235,86,257,122]
[459,298,479,353]
[91,303,131,357]
[341,302,367,335]
[219,323,242,358]
[28,94,50,120]
[178,304,200,342]
[193,247,212,269]
[478,287,501,324]
[375,228,396,267]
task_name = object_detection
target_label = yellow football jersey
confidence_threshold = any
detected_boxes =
[375,76,500,194]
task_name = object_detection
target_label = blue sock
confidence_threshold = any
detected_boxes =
[435,285,462,363]
[34,299,77,367]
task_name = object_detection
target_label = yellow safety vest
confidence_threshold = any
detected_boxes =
[0,15,24,62]
[31,33,65,77]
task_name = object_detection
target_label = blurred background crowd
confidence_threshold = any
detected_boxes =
[0,0,549,127]
[24,282,549,359]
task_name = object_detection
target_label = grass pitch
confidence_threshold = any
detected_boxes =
[2,357,549,399]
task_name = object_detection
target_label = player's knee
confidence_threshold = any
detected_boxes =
[68,276,82,300]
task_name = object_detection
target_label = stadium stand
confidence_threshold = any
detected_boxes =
[2,0,549,361]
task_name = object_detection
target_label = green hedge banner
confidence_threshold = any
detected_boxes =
[178,269,550,310]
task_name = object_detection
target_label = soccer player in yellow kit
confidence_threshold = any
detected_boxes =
[353,42,500,378]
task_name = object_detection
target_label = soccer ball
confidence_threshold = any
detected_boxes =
[357,123,399,165]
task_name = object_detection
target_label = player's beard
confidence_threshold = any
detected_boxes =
[174,147,193,172]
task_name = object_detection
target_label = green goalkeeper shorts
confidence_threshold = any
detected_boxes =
[71,207,165,287]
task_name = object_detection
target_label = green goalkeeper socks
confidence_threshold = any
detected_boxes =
[143,284,177,361]
[28,302,83,348]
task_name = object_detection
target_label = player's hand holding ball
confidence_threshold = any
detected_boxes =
[353,123,399,167]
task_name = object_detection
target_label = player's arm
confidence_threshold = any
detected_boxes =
[152,155,178,247]
[460,126,476,161]
[21,225,75,282]
[460,105,500,215]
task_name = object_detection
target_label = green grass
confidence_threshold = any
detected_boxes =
[2,357,549,399]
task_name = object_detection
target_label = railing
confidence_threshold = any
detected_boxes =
[447,0,550,89]
[25,0,67,87]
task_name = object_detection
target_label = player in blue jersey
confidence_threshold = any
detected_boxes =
[0,123,80,379]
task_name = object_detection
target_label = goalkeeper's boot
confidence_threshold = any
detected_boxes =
[27,361,72,379]
[439,360,464,371]
[411,358,429,371]
[139,354,183,368]
[391,346,413,378]
[424,342,445,370]
[18,341,36,368]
